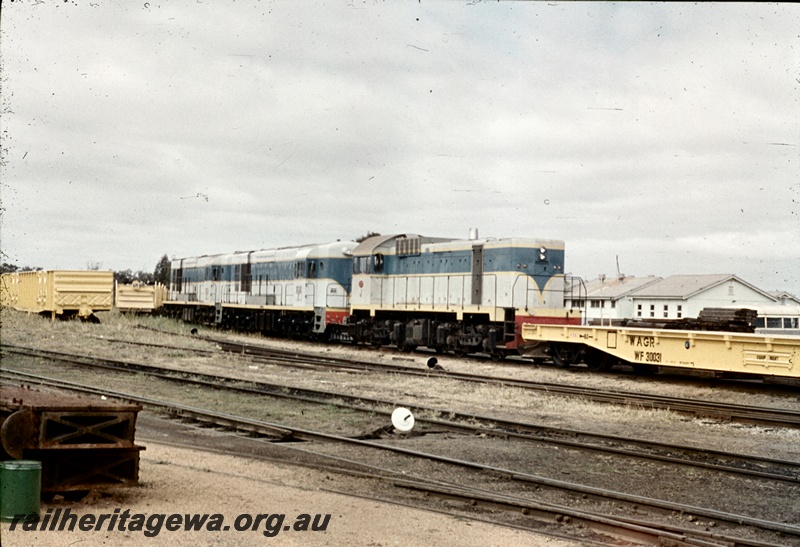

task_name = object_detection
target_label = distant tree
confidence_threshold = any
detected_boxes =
[135,270,155,284]
[114,269,134,284]
[355,232,381,243]
[153,254,171,286]
[1,263,42,273]
[86,261,102,271]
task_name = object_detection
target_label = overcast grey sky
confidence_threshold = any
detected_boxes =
[1,2,798,295]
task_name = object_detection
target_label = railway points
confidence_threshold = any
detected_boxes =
[3,368,798,547]
[6,346,800,485]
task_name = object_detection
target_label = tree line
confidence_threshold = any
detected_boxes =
[1,255,171,286]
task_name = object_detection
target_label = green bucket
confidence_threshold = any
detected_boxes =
[0,460,42,522]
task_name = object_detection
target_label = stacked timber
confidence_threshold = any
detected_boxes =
[619,308,756,333]
[698,307,758,323]
[0,385,144,492]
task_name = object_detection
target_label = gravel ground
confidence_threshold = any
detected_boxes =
[1,441,576,546]
[3,309,800,545]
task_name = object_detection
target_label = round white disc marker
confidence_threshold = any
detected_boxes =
[391,407,415,432]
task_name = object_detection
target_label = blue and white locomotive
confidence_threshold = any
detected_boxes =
[169,240,356,335]
[166,231,581,357]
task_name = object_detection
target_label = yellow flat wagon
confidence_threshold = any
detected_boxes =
[522,323,800,381]
[1,270,114,319]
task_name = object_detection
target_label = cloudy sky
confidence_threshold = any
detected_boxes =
[2,2,799,295]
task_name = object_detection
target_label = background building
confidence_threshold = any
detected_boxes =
[572,274,780,323]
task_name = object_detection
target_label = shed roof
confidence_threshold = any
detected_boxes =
[629,274,777,300]
[582,275,662,300]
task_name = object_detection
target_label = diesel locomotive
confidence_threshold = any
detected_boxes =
[164,232,582,359]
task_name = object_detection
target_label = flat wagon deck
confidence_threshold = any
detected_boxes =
[522,323,800,381]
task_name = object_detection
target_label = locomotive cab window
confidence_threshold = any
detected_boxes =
[353,256,370,274]
[373,253,384,272]
[307,261,317,279]
[295,261,305,279]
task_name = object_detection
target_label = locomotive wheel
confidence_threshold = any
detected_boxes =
[585,348,614,372]
[551,343,582,368]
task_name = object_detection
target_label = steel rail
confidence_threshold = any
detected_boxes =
[207,338,800,428]
[88,333,800,427]
[3,369,800,542]
[5,345,800,484]
[140,435,760,547]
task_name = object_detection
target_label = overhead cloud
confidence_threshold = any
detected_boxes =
[2,2,798,295]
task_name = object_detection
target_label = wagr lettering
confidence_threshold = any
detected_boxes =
[628,335,656,347]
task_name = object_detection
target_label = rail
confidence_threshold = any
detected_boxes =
[4,365,799,544]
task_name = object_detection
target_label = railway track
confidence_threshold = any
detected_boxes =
[4,344,800,486]
[204,338,800,429]
[1,369,795,547]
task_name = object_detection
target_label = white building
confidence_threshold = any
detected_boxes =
[573,273,779,322]
[626,274,776,320]
[566,275,661,323]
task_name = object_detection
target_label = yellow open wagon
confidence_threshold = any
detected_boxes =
[1,270,114,320]
[115,281,167,313]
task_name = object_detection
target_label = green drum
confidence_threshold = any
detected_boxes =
[0,460,41,522]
